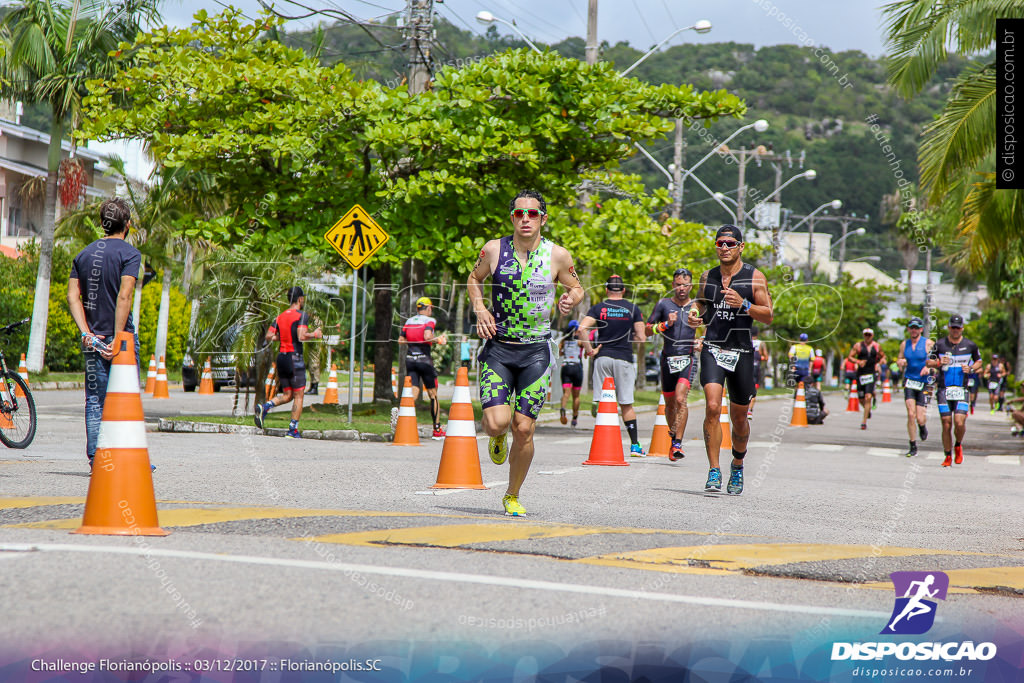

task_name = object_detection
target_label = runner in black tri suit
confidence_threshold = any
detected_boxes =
[847,327,886,431]
[558,319,584,428]
[467,190,584,517]
[983,354,1006,414]
[646,267,700,461]
[688,225,774,495]
[928,314,982,467]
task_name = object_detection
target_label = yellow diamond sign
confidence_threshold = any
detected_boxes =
[324,204,389,269]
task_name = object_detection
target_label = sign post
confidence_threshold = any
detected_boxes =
[324,204,390,423]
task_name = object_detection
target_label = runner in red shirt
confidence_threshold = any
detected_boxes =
[254,286,322,438]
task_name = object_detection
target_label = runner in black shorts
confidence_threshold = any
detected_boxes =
[467,190,584,517]
[847,327,886,430]
[929,314,981,467]
[896,316,932,457]
[400,297,448,439]
[558,320,584,428]
[646,267,699,461]
[255,286,322,438]
[688,225,774,495]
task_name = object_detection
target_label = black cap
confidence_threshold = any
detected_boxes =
[715,224,743,242]
[907,317,923,328]
[288,286,305,303]
[948,314,964,328]
[606,274,625,292]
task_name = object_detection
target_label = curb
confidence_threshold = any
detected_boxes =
[27,382,186,391]
[157,418,392,442]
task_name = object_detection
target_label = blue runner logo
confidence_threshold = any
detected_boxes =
[880,571,949,635]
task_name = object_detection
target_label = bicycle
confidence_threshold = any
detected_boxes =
[0,318,37,449]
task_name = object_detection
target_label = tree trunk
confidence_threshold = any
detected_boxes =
[1016,303,1024,380]
[154,266,172,362]
[373,263,395,401]
[132,255,145,335]
[25,156,61,372]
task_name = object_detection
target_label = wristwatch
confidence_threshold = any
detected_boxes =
[742,298,752,312]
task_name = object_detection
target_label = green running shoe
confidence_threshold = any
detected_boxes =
[705,467,722,492]
[727,465,744,495]
[502,494,526,517]
[488,432,509,465]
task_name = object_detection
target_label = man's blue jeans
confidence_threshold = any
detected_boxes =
[84,334,140,462]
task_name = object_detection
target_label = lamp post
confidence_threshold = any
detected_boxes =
[831,225,867,281]
[475,11,543,53]
[673,119,767,219]
[619,20,712,76]
[794,199,842,279]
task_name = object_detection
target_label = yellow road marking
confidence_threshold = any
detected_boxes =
[862,567,1024,595]
[0,497,84,509]
[576,543,991,575]
[304,523,669,548]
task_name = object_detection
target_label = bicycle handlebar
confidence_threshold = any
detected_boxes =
[0,318,29,336]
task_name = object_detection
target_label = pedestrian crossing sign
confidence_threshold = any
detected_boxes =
[324,204,389,269]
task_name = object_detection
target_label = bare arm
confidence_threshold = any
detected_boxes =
[67,278,90,337]
[747,269,773,325]
[467,242,498,339]
[896,340,907,368]
[686,271,709,329]
[632,320,647,344]
[298,326,322,342]
[552,246,584,315]
[113,274,136,337]
[578,316,601,357]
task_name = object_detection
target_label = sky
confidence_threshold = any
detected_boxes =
[161,0,891,57]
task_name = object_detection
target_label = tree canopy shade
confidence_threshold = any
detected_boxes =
[79,9,746,270]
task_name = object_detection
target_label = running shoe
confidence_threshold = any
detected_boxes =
[502,494,526,517]
[954,444,963,464]
[591,402,598,418]
[571,417,578,429]
[905,448,918,458]
[991,407,998,414]
[560,408,567,425]
[668,438,685,462]
[918,423,928,441]
[747,412,754,421]
[488,432,509,465]
[969,404,974,415]
[285,428,301,439]
[860,423,867,430]
[431,427,446,440]
[630,443,646,458]
[705,467,722,492]
[254,401,272,429]
[941,454,952,467]
[726,466,744,495]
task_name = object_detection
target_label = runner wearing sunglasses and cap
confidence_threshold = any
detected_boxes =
[847,327,886,430]
[929,314,982,467]
[468,189,584,516]
[896,316,933,457]
[687,225,774,495]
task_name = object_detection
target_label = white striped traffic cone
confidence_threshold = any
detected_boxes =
[432,367,486,489]
[15,353,28,398]
[197,358,215,395]
[790,382,808,427]
[647,394,671,457]
[392,377,421,446]
[323,364,339,404]
[74,331,167,536]
[144,355,156,393]
[152,356,170,399]
[583,377,628,466]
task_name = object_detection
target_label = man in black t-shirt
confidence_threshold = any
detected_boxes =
[579,275,647,456]
[67,197,142,471]
[646,267,699,461]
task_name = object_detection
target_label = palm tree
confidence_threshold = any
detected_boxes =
[0,0,161,371]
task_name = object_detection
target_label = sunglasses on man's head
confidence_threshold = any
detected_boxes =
[512,208,545,219]
[673,268,691,278]
[715,239,740,249]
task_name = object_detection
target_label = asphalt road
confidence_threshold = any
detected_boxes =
[2,387,1022,680]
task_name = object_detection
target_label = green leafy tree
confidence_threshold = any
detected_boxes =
[0,0,161,372]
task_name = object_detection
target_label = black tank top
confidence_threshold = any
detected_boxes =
[857,341,879,373]
[703,263,755,351]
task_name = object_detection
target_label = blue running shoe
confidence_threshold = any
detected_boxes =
[285,428,301,439]
[705,467,722,492]
[727,466,744,495]
[254,401,272,429]
[630,443,646,458]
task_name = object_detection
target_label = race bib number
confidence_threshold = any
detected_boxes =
[667,355,691,374]
[905,379,924,391]
[988,381,999,391]
[859,373,875,384]
[945,386,966,401]
[710,347,740,372]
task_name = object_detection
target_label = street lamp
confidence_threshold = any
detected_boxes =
[790,199,842,278]
[758,168,816,204]
[832,226,867,280]
[475,11,543,54]
[679,119,769,188]
[619,20,712,76]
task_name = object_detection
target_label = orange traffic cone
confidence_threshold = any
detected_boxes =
[583,377,628,466]
[882,378,892,403]
[846,381,860,412]
[15,353,28,398]
[432,367,486,489]
[152,356,170,399]
[719,395,733,450]
[391,367,398,398]
[790,382,808,427]
[74,331,167,536]
[264,364,277,401]
[392,376,421,446]
[323,364,339,405]
[647,394,671,457]
[144,355,156,393]
[198,358,215,395]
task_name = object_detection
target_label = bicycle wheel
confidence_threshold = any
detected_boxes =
[0,370,36,449]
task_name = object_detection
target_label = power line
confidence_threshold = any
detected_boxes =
[660,0,678,29]
[438,3,484,37]
[631,0,658,46]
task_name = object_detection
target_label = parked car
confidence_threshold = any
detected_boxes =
[644,353,659,384]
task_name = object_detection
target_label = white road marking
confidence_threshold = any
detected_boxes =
[808,444,844,452]
[551,437,591,446]
[867,448,901,458]
[536,467,583,475]
[0,543,891,619]
[986,455,1022,466]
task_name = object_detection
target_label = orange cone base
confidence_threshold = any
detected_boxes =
[74,448,168,536]
[432,444,487,489]
[648,435,671,457]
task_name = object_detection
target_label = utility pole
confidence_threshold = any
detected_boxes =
[585,0,598,64]
[671,119,683,218]
[406,0,434,95]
